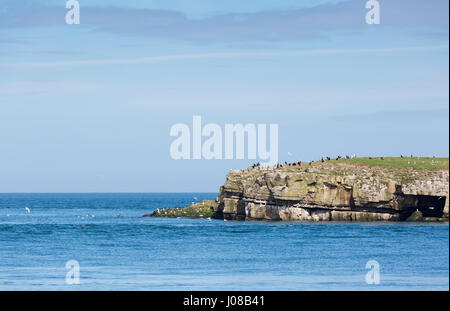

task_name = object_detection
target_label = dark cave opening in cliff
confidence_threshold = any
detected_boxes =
[416,195,446,217]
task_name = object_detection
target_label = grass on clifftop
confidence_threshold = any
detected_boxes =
[337,157,448,170]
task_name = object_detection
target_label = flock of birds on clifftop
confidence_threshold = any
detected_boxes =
[249,154,356,170]
[247,154,427,171]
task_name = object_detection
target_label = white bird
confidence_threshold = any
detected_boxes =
[25,207,31,214]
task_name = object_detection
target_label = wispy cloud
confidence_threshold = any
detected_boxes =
[332,108,450,124]
[0,81,102,96]
[1,45,447,68]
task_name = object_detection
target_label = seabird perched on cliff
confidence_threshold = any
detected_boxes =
[345,155,350,159]
[298,161,302,166]
[400,155,404,158]
[321,158,324,163]
[326,157,331,161]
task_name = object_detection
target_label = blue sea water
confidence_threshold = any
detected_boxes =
[0,193,448,291]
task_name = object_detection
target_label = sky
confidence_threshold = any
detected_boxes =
[0,0,448,192]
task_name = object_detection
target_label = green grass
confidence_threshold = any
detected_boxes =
[337,157,448,170]
[143,200,220,219]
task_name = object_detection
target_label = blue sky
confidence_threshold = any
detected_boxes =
[0,0,448,192]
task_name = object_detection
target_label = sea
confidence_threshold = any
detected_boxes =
[0,193,448,290]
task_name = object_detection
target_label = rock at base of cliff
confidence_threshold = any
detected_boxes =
[277,208,399,222]
[331,210,399,221]
[279,207,330,221]
[405,210,423,222]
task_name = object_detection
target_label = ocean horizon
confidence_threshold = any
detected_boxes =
[0,193,448,291]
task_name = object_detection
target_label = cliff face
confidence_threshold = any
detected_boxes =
[215,159,449,221]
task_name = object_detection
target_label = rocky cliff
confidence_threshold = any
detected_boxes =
[214,157,449,222]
